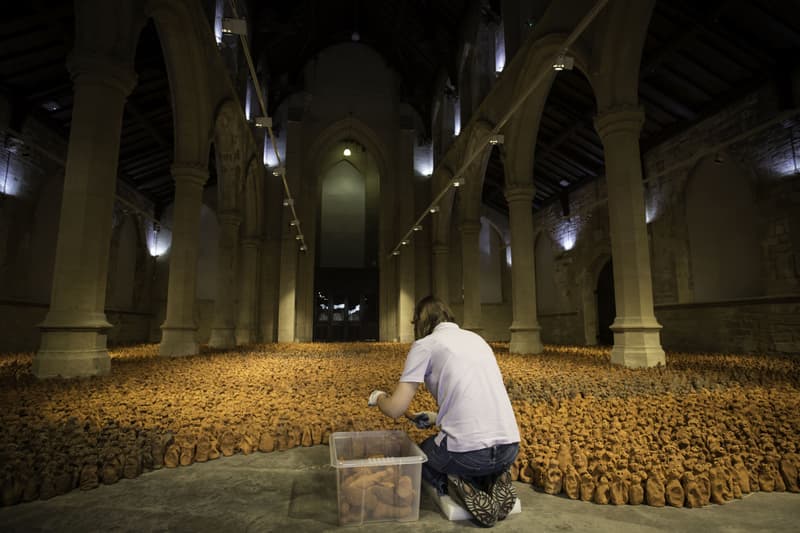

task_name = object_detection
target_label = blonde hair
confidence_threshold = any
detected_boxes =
[413,296,456,339]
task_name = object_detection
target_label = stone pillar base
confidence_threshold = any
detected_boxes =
[610,327,665,368]
[509,327,543,354]
[160,327,198,357]
[34,330,111,378]
[235,327,255,346]
[209,328,236,349]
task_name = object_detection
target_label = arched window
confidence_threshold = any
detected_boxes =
[320,160,366,268]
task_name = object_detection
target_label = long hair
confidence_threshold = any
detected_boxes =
[413,296,456,339]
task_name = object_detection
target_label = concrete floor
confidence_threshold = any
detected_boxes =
[0,445,798,533]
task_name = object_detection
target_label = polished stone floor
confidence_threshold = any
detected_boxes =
[0,445,798,532]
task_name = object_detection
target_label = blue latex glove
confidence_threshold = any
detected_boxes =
[412,411,438,429]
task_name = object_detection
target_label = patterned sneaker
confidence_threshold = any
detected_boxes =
[447,475,499,527]
[490,470,517,520]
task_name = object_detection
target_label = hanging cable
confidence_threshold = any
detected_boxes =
[388,0,609,258]
[226,0,307,252]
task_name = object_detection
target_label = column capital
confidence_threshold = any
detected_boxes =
[594,105,645,141]
[67,53,137,96]
[218,211,242,227]
[504,185,535,204]
[171,164,209,188]
[432,243,449,255]
[459,220,482,235]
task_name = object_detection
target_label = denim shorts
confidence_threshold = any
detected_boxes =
[419,435,519,495]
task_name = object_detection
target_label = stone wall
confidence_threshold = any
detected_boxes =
[539,311,583,345]
[656,297,800,354]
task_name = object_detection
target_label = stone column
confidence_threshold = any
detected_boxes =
[159,165,208,357]
[594,106,665,367]
[397,129,416,343]
[235,237,260,345]
[209,212,241,349]
[33,55,136,378]
[398,243,415,342]
[505,186,543,354]
[277,232,298,342]
[459,219,483,334]
[432,243,450,304]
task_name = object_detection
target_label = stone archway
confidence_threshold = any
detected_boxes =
[581,251,612,346]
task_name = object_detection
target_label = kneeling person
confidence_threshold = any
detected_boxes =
[368,296,520,527]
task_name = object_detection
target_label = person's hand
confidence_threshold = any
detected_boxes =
[412,411,438,429]
[368,390,387,407]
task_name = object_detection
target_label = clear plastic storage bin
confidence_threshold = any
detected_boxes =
[330,430,428,526]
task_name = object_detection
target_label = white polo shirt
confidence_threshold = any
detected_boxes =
[400,322,520,452]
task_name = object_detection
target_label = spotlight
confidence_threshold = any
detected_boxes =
[488,134,504,145]
[452,177,464,188]
[392,250,400,256]
[401,240,408,246]
[254,116,272,128]
[272,166,285,177]
[429,205,440,213]
[290,219,298,227]
[343,147,352,157]
[282,198,293,207]
[553,54,574,71]
[412,225,422,232]
[222,17,248,36]
[295,234,303,241]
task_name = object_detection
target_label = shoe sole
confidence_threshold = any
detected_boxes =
[450,477,499,527]
[491,472,517,520]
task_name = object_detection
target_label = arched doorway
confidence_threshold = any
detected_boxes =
[596,259,615,346]
[313,152,380,341]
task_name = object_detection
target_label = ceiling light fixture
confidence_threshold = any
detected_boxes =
[221,17,248,36]
[343,146,352,157]
[553,54,574,71]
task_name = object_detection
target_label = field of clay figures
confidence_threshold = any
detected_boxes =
[1,342,799,508]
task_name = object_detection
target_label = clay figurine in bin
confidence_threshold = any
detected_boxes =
[368,296,520,527]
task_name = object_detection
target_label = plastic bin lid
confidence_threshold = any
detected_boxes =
[329,430,428,468]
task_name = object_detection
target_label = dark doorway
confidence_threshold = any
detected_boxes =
[314,268,378,341]
[596,259,616,346]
